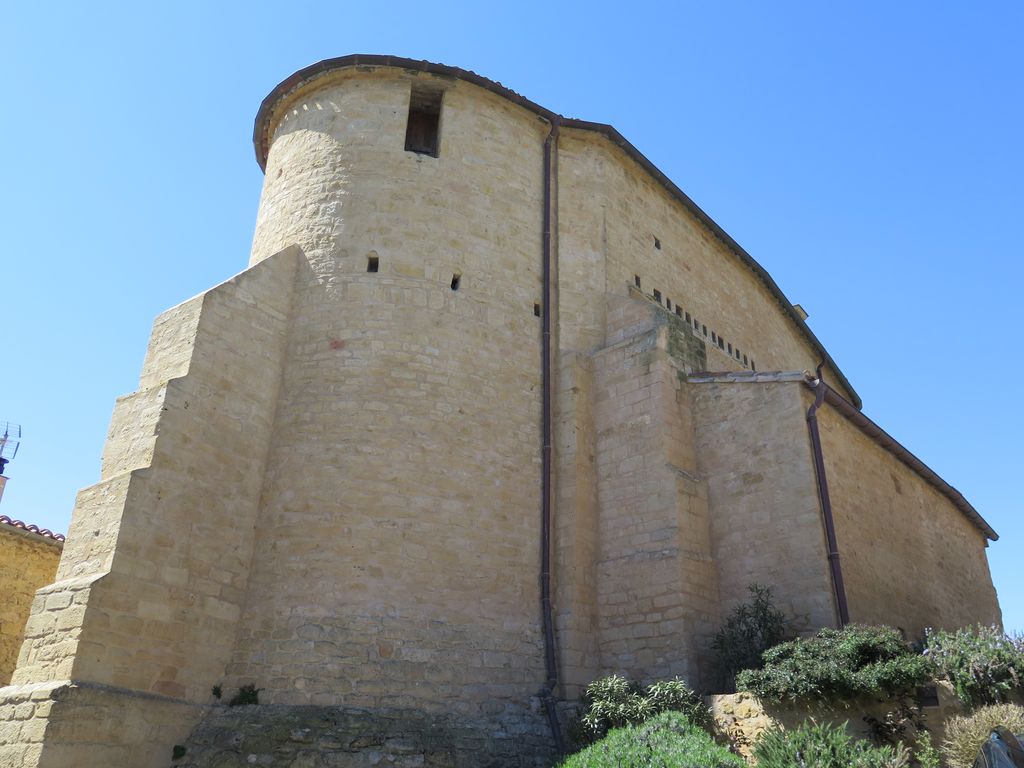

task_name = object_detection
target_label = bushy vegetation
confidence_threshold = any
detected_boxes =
[753,721,910,768]
[941,703,1024,768]
[570,674,709,746]
[924,625,1024,709]
[558,711,743,768]
[710,584,791,691]
[735,624,932,704]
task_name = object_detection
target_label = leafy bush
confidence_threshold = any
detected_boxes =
[228,684,261,706]
[924,625,1024,708]
[753,721,910,768]
[710,584,792,691]
[942,703,1024,768]
[572,674,709,746]
[735,624,932,704]
[558,711,743,768]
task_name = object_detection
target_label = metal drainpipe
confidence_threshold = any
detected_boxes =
[806,361,851,628]
[540,117,565,754]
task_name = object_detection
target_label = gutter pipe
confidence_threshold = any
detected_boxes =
[806,362,851,628]
[540,118,564,754]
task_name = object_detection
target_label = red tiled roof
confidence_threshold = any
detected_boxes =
[0,515,65,543]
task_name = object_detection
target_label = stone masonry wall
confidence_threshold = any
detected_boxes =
[0,530,60,685]
[815,391,1002,636]
[691,379,837,633]
[227,68,551,713]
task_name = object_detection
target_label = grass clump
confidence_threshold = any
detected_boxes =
[924,625,1024,709]
[710,584,792,692]
[558,711,743,768]
[735,624,931,704]
[570,674,708,747]
[753,721,910,768]
[942,703,1024,768]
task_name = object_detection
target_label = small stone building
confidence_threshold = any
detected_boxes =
[0,56,1001,767]
[0,516,63,685]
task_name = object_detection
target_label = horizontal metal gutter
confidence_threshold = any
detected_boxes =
[252,54,861,410]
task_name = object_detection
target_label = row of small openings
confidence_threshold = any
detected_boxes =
[366,256,541,316]
[634,275,756,371]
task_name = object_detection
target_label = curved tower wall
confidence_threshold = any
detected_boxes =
[232,69,550,711]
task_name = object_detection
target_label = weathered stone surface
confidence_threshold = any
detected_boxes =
[177,703,555,768]
[0,529,60,685]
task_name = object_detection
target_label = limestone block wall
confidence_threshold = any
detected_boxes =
[815,394,1002,636]
[0,247,299,768]
[225,68,551,713]
[555,130,851,400]
[691,379,836,631]
[589,298,720,687]
[0,528,61,685]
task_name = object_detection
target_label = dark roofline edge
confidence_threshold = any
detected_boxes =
[253,54,862,410]
[816,381,998,542]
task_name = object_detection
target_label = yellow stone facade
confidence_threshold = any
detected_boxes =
[0,56,1001,767]
[0,522,62,686]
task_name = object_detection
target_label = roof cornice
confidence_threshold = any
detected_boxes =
[254,54,861,409]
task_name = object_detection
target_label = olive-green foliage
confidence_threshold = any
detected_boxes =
[753,721,910,768]
[924,625,1024,709]
[572,674,709,746]
[942,703,1024,768]
[228,684,261,707]
[911,730,941,768]
[711,584,792,691]
[558,711,744,768]
[735,624,932,704]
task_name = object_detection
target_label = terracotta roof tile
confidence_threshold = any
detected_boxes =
[0,515,65,543]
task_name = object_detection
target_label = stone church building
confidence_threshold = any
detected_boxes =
[0,56,1001,767]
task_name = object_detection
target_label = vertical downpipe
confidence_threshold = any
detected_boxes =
[540,117,564,754]
[806,362,851,627]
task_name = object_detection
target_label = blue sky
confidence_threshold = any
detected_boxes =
[2,2,1020,632]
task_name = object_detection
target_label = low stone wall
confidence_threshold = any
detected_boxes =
[708,682,963,761]
[176,701,557,768]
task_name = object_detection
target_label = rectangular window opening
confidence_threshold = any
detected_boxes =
[675,306,683,318]
[685,312,691,323]
[654,237,661,250]
[666,298,672,311]
[451,272,461,291]
[728,343,733,354]
[405,85,443,157]
[735,348,742,360]
[653,289,662,304]
[367,255,379,273]
[634,275,641,288]
[743,354,748,366]
[751,360,756,371]
[711,331,717,343]
[702,324,707,337]
[718,337,725,350]
[534,303,541,317]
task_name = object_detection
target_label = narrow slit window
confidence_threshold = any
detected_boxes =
[702,324,707,337]
[654,237,661,250]
[367,255,379,273]
[751,360,756,371]
[634,275,642,288]
[735,348,742,360]
[685,312,691,323]
[405,85,443,157]
[665,298,672,311]
[675,306,683,318]
[451,272,461,291]
[728,342,733,354]
[653,289,662,304]
[718,337,725,350]
[534,303,541,317]
[711,331,717,343]
[743,354,748,366]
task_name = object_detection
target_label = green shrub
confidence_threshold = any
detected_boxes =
[941,703,1024,768]
[558,711,743,768]
[924,625,1024,708]
[710,584,792,691]
[572,674,708,746]
[735,624,932,704]
[753,721,910,768]
[227,684,261,706]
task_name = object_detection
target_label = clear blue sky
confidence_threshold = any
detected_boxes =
[2,2,1020,632]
